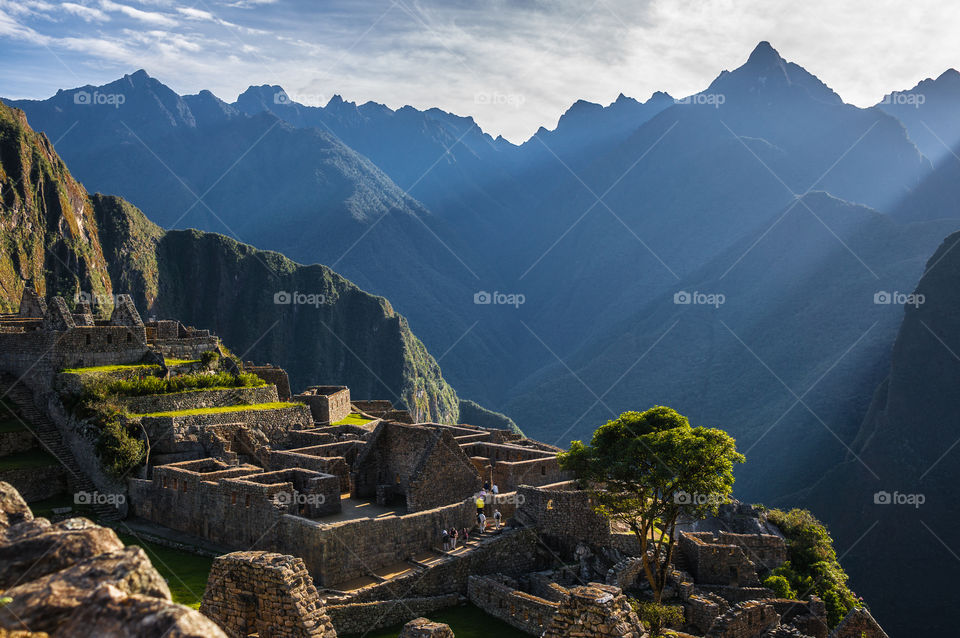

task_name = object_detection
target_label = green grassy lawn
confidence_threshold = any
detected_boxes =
[133,401,298,418]
[117,533,213,609]
[332,413,374,426]
[0,449,58,471]
[163,358,201,366]
[61,363,160,375]
[28,493,94,519]
[342,604,528,638]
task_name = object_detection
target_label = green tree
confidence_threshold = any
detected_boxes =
[558,406,743,602]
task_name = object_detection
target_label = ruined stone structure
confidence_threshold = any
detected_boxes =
[679,531,786,587]
[200,551,336,637]
[293,386,351,424]
[129,459,341,547]
[541,583,647,638]
[352,421,482,512]
[829,608,889,638]
[397,618,454,637]
[705,600,780,637]
[245,362,293,400]
[461,440,568,491]
[467,574,562,635]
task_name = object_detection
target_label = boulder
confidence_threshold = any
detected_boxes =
[57,584,226,638]
[0,481,33,530]
[0,518,124,589]
[398,617,455,638]
[0,547,170,634]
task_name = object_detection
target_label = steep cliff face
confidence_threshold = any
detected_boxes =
[805,230,960,636]
[0,105,112,311]
[0,102,458,422]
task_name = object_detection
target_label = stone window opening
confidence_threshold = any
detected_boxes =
[245,494,251,507]
[541,465,546,475]
[231,493,237,505]
[126,332,132,343]
[85,334,91,345]
[106,334,112,344]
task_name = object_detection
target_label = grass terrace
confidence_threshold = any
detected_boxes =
[132,402,299,419]
[332,413,375,426]
[98,371,266,397]
[163,358,201,366]
[61,363,161,375]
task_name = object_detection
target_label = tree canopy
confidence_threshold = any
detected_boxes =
[558,406,743,601]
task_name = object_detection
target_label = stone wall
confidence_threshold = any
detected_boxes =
[246,364,292,400]
[332,528,546,601]
[121,385,279,415]
[541,583,646,638]
[352,422,481,513]
[829,608,889,638]
[200,551,336,638]
[325,594,458,635]
[0,466,67,502]
[293,386,351,424]
[679,532,761,587]
[128,459,341,549]
[461,441,567,491]
[705,600,780,638]
[515,483,612,552]
[0,430,37,456]
[467,575,560,636]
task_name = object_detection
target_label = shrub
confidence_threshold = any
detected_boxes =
[96,371,265,397]
[95,409,145,479]
[763,574,796,599]
[767,508,860,627]
[632,601,684,635]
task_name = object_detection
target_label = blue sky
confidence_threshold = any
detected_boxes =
[1,0,958,141]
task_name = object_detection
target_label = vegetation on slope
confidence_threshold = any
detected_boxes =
[764,508,860,626]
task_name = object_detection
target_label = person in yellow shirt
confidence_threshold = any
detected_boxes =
[475,495,485,516]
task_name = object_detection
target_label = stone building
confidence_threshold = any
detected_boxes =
[351,421,482,512]
[200,551,336,637]
[293,386,351,424]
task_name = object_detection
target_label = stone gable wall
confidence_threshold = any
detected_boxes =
[467,575,560,636]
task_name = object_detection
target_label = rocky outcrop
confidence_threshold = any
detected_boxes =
[0,481,224,637]
[398,618,455,638]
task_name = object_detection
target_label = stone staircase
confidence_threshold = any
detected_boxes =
[0,375,122,521]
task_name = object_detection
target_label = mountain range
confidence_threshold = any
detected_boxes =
[5,41,960,635]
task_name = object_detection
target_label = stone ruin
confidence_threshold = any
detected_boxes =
[293,385,352,424]
[541,582,647,638]
[200,551,336,638]
[828,608,889,638]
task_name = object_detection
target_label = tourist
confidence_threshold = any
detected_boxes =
[441,528,449,551]
[451,527,459,549]
[492,483,499,495]
[483,481,490,491]
[493,509,502,529]
[478,511,487,531]
[462,527,469,542]
[475,494,485,516]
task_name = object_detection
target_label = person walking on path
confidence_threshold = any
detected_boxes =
[441,528,450,551]
[475,494,485,516]
[451,527,459,550]
[493,509,502,529]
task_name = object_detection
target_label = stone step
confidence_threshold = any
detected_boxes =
[0,376,121,522]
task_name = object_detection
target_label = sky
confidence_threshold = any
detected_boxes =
[0,0,958,142]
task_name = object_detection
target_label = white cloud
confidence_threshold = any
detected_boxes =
[99,0,177,27]
[62,3,110,22]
